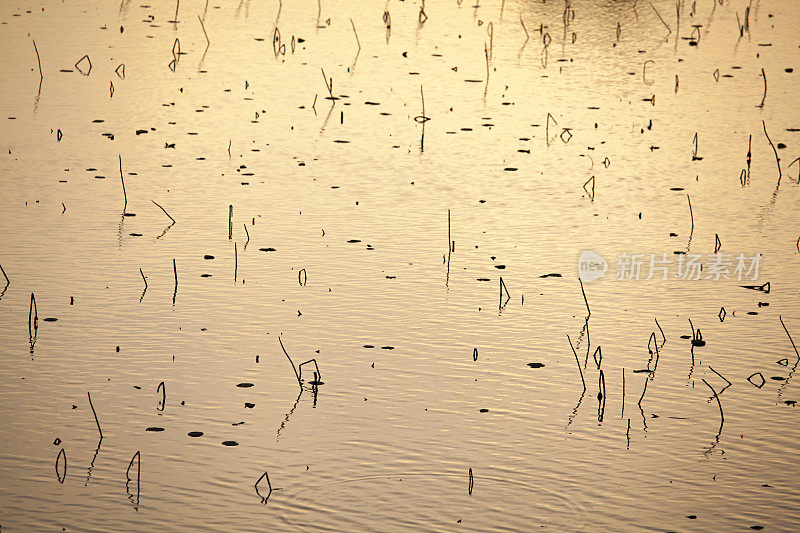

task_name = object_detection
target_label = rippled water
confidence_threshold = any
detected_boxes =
[1,0,799,530]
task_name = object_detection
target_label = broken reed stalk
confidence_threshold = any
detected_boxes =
[349,18,361,52]
[228,205,233,240]
[157,381,165,411]
[278,336,302,387]
[649,2,671,34]
[701,378,724,436]
[447,209,453,252]
[243,223,250,248]
[298,358,322,383]
[621,367,626,418]
[119,155,127,211]
[566,334,587,392]
[708,365,732,391]
[638,377,648,411]
[757,67,766,109]
[29,292,38,337]
[780,315,799,364]
[126,451,140,480]
[254,471,273,503]
[654,317,666,345]
[598,369,606,422]
[626,418,631,448]
[139,268,147,289]
[172,258,178,305]
[198,14,210,46]
[579,278,591,317]
[55,448,67,483]
[151,199,175,223]
[32,38,43,85]
[762,120,782,187]
[320,68,334,98]
[519,13,529,44]
[0,263,9,285]
[87,391,103,439]
[499,277,510,309]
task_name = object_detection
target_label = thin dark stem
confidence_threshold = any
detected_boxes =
[757,67,766,108]
[278,336,302,387]
[566,334,586,392]
[151,199,175,223]
[701,378,724,438]
[32,38,43,85]
[349,18,360,52]
[649,2,671,36]
[87,391,103,439]
[579,278,591,318]
[762,120,782,187]
[119,155,127,211]
[198,14,210,47]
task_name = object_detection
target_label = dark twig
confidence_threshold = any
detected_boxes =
[119,155,127,211]
[55,448,67,483]
[87,391,102,439]
[708,366,732,395]
[777,316,799,398]
[649,2,671,36]
[579,278,591,318]
[566,334,587,392]
[701,378,724,440]
[762,120,782,187]
[139,268,147,301]
[151,199,175,224]
[349,18,360,53]
[254,471,273,504]
[156,381,165,411]
[198,14,210,47]
[125,451,141,507]
[278,337,302,387]
[757,67,766,109]
[32,38,43,88]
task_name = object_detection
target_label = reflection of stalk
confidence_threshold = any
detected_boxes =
[55,448,67,483]
[255,471,273,504]
[597,370,606,422]
[566,334,586,392]
[126,451,141,507]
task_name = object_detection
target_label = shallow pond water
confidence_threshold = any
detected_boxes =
[1,0,799,531]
